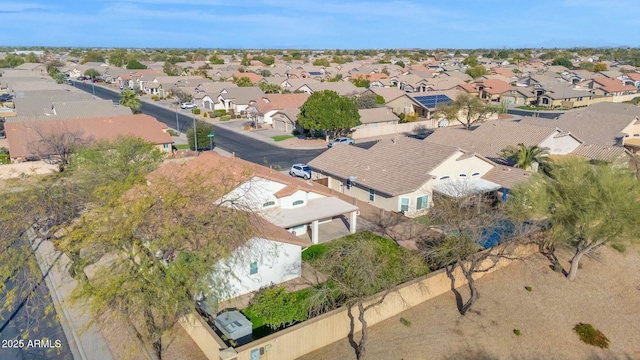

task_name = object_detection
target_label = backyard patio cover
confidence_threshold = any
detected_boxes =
[260,197,359,228]
[432,179,502,198]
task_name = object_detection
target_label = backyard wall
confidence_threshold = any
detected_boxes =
[182,241,539,360]
[351,120,434,140]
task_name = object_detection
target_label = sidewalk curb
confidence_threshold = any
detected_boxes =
[28,228,115,360]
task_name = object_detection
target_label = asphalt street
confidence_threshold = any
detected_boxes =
[71,81,378,169]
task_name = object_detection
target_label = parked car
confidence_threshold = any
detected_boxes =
[328,137,355,148]
[181,102,197,109]
[289,163,312,179]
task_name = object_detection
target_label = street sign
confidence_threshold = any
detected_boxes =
[207,134,215,138]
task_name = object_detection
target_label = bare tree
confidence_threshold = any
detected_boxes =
[28,122,92,170]
[420,181,532,315]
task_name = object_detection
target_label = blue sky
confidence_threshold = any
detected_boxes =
[0,0,638,49]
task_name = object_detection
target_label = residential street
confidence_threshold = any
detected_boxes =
[71,81,380,169]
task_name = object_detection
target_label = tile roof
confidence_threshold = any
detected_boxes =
[423,121,564,162]
[368,87,407,102]
[481,165,532,189]
[358,107,399,124]
[233,72,264,84]
[472,78,513,95]
[308,138,463,196]
[12,99,132,121]
[219,87,265,105]
[592,77,639,93]
[519,102,640,146]
[253,93,309,114]
[301,82,361,96]
[6,114,172,160]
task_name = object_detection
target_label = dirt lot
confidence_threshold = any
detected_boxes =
[300,245,640,360]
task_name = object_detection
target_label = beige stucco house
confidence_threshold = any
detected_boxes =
[308,138,529,217]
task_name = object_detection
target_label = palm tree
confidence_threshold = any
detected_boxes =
[501,143,551,173]
[119,90,141,113]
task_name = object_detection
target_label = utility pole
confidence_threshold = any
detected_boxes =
[175,99,180,135]
[193,112,198,154]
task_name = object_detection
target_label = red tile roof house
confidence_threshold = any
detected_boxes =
[5,114,173,163]
[471,78,513,102]
[153,151,359,245]
[587,77,640,99]
[247,93,309,128]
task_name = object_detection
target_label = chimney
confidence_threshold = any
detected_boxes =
[269,165,272,173]
[232,152,235,158]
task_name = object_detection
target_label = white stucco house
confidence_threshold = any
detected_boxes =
[147,152,359,300]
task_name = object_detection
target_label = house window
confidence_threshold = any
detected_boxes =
[292,200,304,206]
[263,201,275,207]
[369,189,375,202]
[578,97,583,101]
[416,195,429,210]
[250,262,258,275]
[163,144,169,149]
[400,198,410,213]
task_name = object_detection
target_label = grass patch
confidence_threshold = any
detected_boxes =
[574,323,609,349]
[0,153,9,164]
[220,115,231,121]
[174,144,190,150]
[272,135,295,142]
[302,244,329,261]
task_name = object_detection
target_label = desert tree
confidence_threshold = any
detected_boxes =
[83,68,101,79]
[421,181,533,315]
[28,122,92,171]
[307,232,427,360]
[435,93,500,130]
[507,159,640,280]
[60,156,262,359]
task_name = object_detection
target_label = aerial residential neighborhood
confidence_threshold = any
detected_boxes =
[2,2,640,360]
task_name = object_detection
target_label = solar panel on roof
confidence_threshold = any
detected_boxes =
[413,95,452,109]
[309,71,323,76]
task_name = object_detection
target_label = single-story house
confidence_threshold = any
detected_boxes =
[248,93,309,127]
[5,114,173,163]
[308,137,529,217]
[215,87,265,114]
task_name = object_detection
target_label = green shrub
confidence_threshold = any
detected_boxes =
[166,129,177,136]
[513,329,521,336]
[151,95,159,100]
[0,147,8,154]
[246,286,309,330]
[220,115,231,121]
[0,153,9,164]
[192,108,201,115]
[552,262,563,273]
[213,109,227,117]
[573,323,609,349]
[301,244,328,261]
[400,317,412,327]
[208,111,217,118]
[525,286,532,292]
[203,112,208,117]
[292,129,300,136]
[610,243,626,253]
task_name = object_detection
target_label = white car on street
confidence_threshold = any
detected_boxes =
[180,102,197,109]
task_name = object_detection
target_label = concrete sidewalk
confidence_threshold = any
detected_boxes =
[28,227,115,360]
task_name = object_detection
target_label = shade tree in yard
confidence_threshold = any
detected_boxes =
[298,90,361,141]
[507,159,640,280]
[435,93,500,130]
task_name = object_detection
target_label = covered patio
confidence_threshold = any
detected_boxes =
[260,197,359,244]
